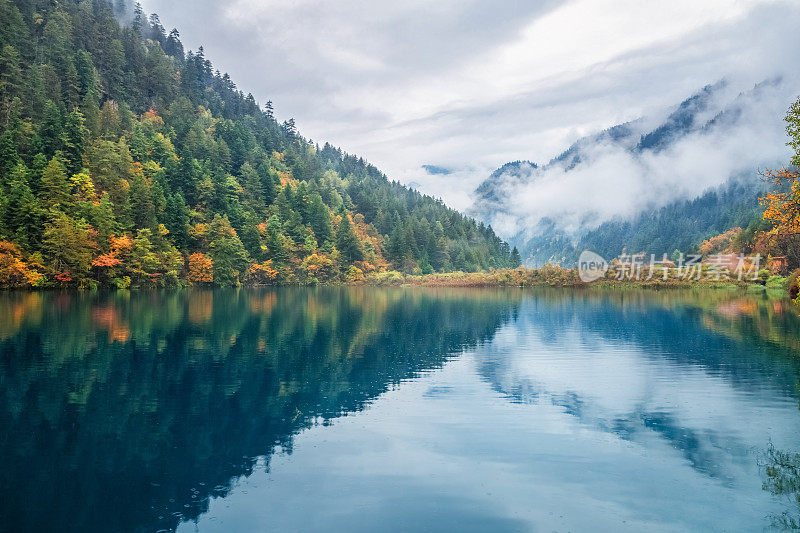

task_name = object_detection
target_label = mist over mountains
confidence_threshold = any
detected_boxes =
[469,77,797,265]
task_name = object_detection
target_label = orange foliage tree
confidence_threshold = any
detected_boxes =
[90,234,130,282]
[0,242,42,288]
[249,260,280,285]
[186,253,214,284]
[91,252,122,282]
[698,228,742,256]
[91,253,122,268]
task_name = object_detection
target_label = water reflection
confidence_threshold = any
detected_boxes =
[477,289,800,480]
[762,442,800,530]
[0,287,799,532]
[0,288,520,532]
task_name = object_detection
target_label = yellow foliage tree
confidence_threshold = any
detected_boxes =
[758,169,800,263]
[301,253,333,282]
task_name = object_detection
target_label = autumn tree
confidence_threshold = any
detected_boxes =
[758,96,800,268]
[301,252,333,283]
[186,252,213,284]
[248,260,279,285]
[698,228,742,256]
[0,241,41,287]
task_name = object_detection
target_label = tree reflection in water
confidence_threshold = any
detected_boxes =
[0,288,520,533]
[762,384,800,531]
[763,443,800,530]
[2,287,800,532]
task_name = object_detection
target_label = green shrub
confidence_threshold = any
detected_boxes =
[766,275,787,289]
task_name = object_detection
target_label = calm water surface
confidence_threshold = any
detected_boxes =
[1,287,800,532]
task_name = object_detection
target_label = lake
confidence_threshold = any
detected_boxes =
[1,287,799,532]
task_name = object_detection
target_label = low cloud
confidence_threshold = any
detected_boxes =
[481,77,796,240]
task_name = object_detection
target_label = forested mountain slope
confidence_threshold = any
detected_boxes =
[0,0,518,288]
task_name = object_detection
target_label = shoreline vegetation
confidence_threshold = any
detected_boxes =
[354,265,799,299]
[1,262,798,303]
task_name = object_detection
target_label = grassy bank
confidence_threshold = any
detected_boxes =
[358,266,799,300]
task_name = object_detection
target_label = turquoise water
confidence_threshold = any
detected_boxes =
[1,287,799,532]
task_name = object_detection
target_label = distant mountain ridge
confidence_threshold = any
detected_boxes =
[473,160,538,212]
[469,78,787,266]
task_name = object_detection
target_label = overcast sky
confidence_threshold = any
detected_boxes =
[140,0,800,211]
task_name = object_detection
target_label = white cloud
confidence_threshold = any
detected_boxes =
[140,0,800,217]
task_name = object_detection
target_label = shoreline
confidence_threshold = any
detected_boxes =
[2,268,794,298]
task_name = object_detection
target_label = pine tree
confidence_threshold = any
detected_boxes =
[208,214,249,286]
[129,170,156,230]
[511,247,522,267]
[39,157,71,210]
[165,192,190,249]
[22,64,46,120]
[92,193,118,249]
[0,45,22,123]
[61,110,87,175]
[164,29,184,59]
[39,101,63,157]
[1,163,43,248]
[0,129,20,176]
[336,213,363,265]
[258,163,277,207]
[282,118,297,139]
[309,193,333,246]
[74,50,99,102]
[264,214,289,267]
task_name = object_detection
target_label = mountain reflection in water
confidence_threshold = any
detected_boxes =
[0,287,799,532]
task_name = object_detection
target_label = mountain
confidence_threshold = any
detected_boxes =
[470,79,790,265]
[473,160,538,214]
[0,0,519,288]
